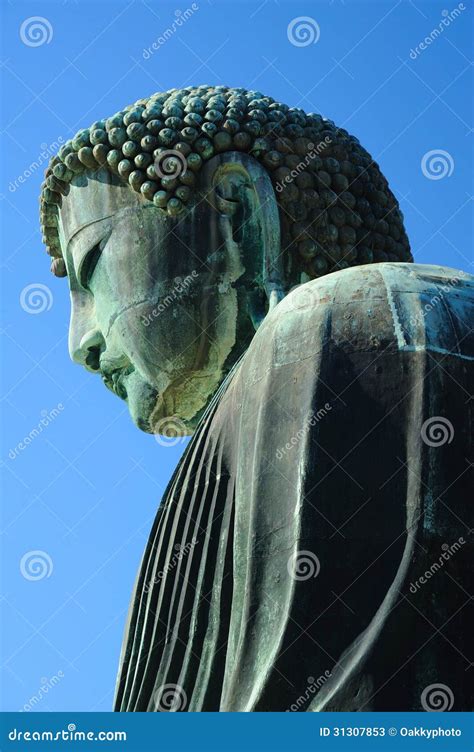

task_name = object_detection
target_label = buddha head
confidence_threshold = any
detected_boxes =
[39,85,412,435]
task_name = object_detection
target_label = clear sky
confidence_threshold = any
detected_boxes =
[1,0,472,712]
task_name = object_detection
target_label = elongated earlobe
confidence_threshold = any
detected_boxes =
[201,152,285,312]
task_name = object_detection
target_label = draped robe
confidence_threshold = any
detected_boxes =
[114,262,473,712]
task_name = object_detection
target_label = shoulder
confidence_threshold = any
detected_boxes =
[246,263,474,371]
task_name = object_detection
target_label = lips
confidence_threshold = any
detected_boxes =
[101,364,132,400]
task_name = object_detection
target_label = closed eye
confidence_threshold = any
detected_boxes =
[78,240,105,291]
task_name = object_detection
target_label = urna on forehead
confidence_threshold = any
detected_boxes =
[40,84,412,280]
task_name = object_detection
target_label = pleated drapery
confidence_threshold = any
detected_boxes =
[114,264,473,712]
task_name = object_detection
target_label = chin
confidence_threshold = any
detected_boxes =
[122,372,160,434]
[122,374,193,437]
[121,366,219,437]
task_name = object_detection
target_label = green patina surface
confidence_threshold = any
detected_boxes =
[38,84,473,713]
[40,85,411,282]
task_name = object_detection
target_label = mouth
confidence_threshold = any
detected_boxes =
[100,364,133,401]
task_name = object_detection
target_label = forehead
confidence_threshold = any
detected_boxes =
[58,168,145,245]
[57,168,212,284]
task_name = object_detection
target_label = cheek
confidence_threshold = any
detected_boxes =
[110,301,206,379]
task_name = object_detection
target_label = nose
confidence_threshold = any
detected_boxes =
[73,328,105,372]
[69,291,105,372]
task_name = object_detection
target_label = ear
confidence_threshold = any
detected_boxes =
[201,152,284,311]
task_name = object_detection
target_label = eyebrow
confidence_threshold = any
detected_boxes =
[63,218,113,287]
[63,200,154,248]
[64,213,116,247]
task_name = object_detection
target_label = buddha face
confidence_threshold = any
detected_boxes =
[58,168,243,434]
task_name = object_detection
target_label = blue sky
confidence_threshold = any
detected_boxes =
[1,0,472,712]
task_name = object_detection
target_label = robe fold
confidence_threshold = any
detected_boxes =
[114,262,473,712]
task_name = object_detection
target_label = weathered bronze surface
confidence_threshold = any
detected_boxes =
[114,263,473,711]
[40,85,411,283]
[40,86,473,712]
